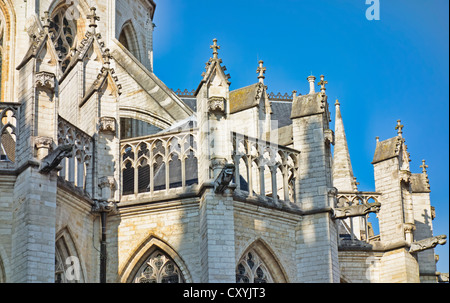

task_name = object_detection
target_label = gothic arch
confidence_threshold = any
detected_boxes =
[118,20,141,60]
[236,238,288,283]
[55,227,86,283]
[120,235,192,283]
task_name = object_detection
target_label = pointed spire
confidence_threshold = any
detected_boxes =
[256,60,266,84]
[333,99,357,192]
[395,120,404,137]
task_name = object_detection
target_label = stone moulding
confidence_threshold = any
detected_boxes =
[208,96,225,113]
[35,71,56,89]
[99,116,116,134]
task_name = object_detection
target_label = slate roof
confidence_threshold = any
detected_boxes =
[410,173,431,193]
[290,92,325,119]
[372,137,403,164]
[229,83,263,114]
[270,101,293,129]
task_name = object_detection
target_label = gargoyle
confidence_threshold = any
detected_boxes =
[333,201,381,220]
[214,163,235,194]
[409,235,447,253]
[39,144,74,174]
[91,200,117,214]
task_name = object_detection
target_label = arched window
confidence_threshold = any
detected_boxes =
[49,5,77,72]
[133,250,184,283]
[236,250,273,283]
[118,21,141,60]
[55,232,84,283]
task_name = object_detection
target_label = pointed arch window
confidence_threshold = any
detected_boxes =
[49,6,77,72]
[134,249,184,283]
[118,21,141,60]
[236,250,273,283]
[54,231,84,283]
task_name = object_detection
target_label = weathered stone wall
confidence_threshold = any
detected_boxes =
[112,199,201,283]
[0,174,15,282]
[55,184,98,282]
[339,251,383,283]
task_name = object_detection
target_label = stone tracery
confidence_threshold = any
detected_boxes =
[134,250,184,283]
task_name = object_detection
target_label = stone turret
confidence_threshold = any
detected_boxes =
[291,75,340,282]
[372,121,420,282]
[194,39,236,282]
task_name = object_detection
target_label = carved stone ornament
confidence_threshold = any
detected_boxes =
[39,144,74,174]
[324,129,335,145]
[98,176,116,201]
[35,136,53,150]
[409,235,447,253]
[99,116,116,134]
[98,176,116,190]
[91,199,117,214]
[214,163,235,194]
[208,96,225,113]
[399,170,411,184]
[35,136,53,160]
[438,273,449,283]
[332,200,381,220]
[403,223,416,233]
[35,72,56,89]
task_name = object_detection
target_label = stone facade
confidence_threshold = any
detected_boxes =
[0,0,447,283]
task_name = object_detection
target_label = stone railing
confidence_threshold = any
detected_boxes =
[267,92,293,101]
[0,102,20,164]
[57,117,94,195]
[172,89,196,98]
[335,191,382,243]
[120,128,199,196]
[232,132,300,203]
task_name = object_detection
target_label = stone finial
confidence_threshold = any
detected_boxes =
[318,75,328,93]
[42,11,51,33]
[87,7,100,30]
[376,136,380,143]
[210,38,220,59]
[256,60,266,84]
[292,90,297,99]
[307,75,316,94]
[395,120,404,137]
[420,159,428,174]
[102,48,111,69]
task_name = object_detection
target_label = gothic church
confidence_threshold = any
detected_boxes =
[0,0,447,283]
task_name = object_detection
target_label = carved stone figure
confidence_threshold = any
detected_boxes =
[333,200,381,219]
[214,163,235,194]
[91,199,117,213]
[208,96,225,113]
[409,235,447,253]
[39,144,74,174]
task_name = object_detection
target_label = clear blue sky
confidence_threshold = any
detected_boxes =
[152,0,449,274]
